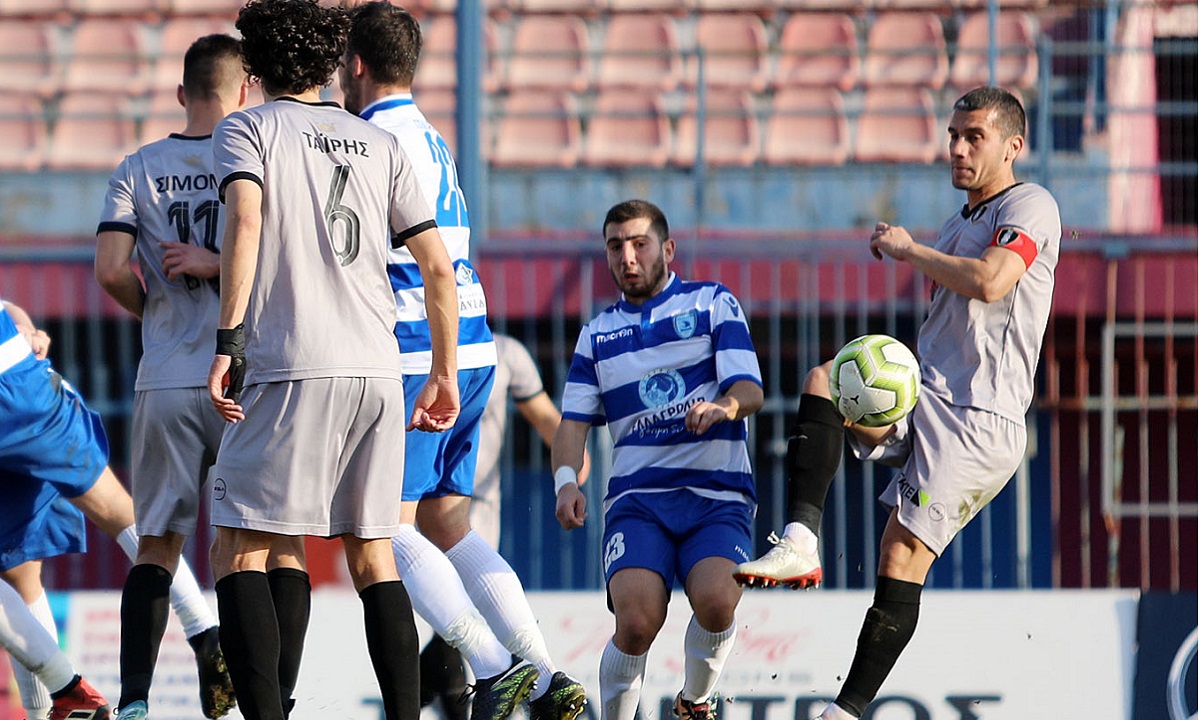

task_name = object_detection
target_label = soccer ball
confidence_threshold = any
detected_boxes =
[828,334,920,427]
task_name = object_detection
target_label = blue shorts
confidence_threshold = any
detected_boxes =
[0,360,108,570]
[601,490,754,590]
[401,365,495,501]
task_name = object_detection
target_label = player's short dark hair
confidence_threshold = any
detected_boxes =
[346,1,422,87]
[236,0,350,96]
[954,86,1026,140]
[182,34,242,100]
[603,200,670,244]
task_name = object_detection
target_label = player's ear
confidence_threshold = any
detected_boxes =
[662,236,676,264]
[176,84,185,108]
[347,53,366,80]
[1005,133,1024,163]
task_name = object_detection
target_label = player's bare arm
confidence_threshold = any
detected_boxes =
[160,241,220,282]
[870,221,1028,302]
[521,392,593,484]
[550,418,590,530]
[685,378,764,435]
[207,178,262,422]
[3,302,51,360]
[95,230,146,320]
[403,226,461,432]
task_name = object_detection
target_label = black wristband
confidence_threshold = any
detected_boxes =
[216,323,246,356]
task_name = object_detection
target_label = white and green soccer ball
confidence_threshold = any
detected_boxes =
[828,334,920,427]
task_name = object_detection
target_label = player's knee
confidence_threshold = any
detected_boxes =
[613,609,666,654]
[687,589,738,632]
[134,533,185,572]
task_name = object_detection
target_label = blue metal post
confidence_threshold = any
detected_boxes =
[456,0,487,247]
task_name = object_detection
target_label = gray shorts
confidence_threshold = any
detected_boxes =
[131,388,225,537]
[849,389,1027,556]
[211,377,407,538]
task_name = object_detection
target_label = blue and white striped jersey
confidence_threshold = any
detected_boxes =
[561,274,762,505]
[360,93,495,374]
[0,302,35,376]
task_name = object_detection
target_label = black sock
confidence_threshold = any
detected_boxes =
[360,581,420,720]
[835,577,923,716]
[118,563,172,709]
[419,635,467,720]
[215,571,285,720]
[785,393,846,535]
[268,568,311,715]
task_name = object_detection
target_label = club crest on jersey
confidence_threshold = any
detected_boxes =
[455,264,475,286]
[994,227,1026,246]
[673,310,697,339]
[639,368,686,408]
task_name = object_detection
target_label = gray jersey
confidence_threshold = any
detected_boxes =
[918,182,1060,423]
[98,134,223,391]
[475,335,545,501]
[213,98,435,384]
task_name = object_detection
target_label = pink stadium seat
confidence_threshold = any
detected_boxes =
[48,92,138,169]
[689,13,769,92]
[508,0,600,14]
[67,0,163,15]
[140,88,185,143]
[0,94,48,171]
[692,0,771,15]
[426,0,510,14]
[955,0,1047,10]
[504,15,590,93]
[672,89,760,167]
[0,0,69,15]
[0,21,59,97]
[763,87,849,165]
[582,89,671,167]
[605,0,688,15]
[853,86,940,163]
[152,17,238,90]
[950,12,1039,90]
[492,90,580,168]
[63,18,151,94]
[418,17,500,92]
[596,14,684,91]
[773,0,865,13]
[863,12,949,89]
[774,12,860,91]
[162,0,243,15]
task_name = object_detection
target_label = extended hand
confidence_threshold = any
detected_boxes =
[161,242,219,281]
[555,483,587,530]
[207,354,245,423]
[869,222,915,261]
[684,400,729,435]
[407,374,460,432]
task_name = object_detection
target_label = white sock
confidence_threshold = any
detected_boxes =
[392,525,510,679]
[446,531,557,698]
[599,638,646,720]
[12,591,55,717]
[782,522,819,553]
[680,616,736,703]
[0,581,75,694]
[817,702,858,720]
[116,525,217,639]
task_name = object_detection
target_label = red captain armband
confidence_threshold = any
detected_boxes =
[991,226,1038,269]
